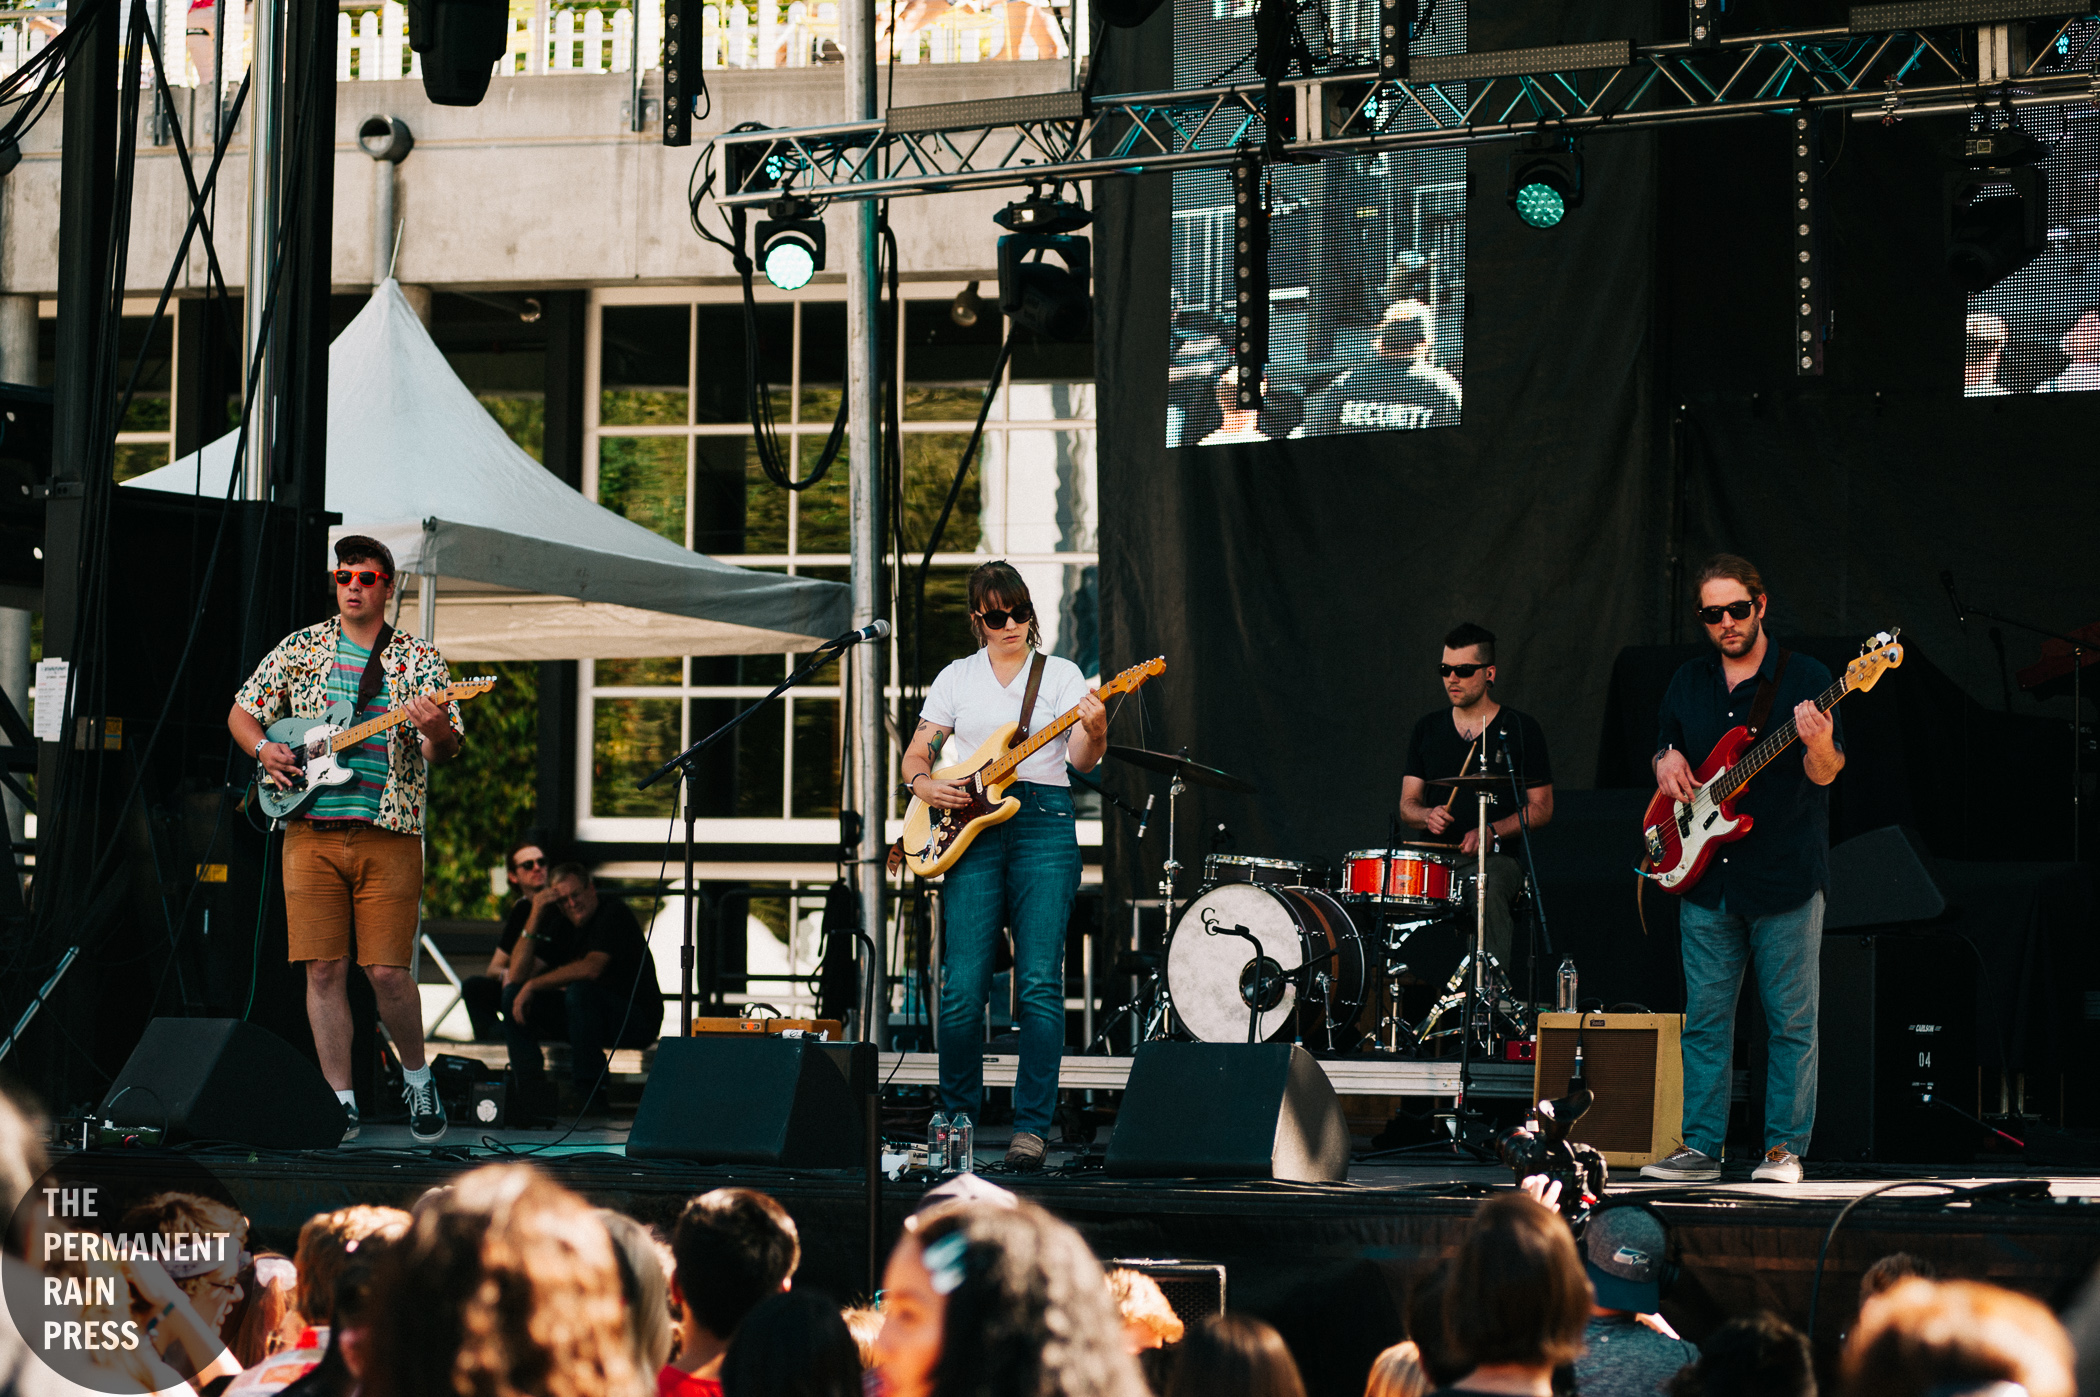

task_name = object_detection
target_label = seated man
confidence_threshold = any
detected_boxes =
[503,863,665,1116]
[463,838,551,1042]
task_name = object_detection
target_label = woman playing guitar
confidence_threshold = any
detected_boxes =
[901,561,1107,1172]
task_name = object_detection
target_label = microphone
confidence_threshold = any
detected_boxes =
[829,619,893,647]
[1941,571,1966,624]
[1136,793,1155,840]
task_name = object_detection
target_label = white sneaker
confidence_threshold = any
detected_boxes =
[1639,1145,1721,1181]
[1751,1147,1803,1183]
[404,1077,447,1144]
[341,1102,360,1143]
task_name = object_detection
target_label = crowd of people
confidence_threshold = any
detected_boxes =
[0,1080,2093,1397]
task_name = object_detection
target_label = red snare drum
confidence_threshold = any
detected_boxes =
[1340,846,1460,908]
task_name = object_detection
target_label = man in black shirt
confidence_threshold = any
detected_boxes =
[1398,622,1554,970]
[1640,555,1843,1187]
[504,862,665,1115]
[462,838,550,1041]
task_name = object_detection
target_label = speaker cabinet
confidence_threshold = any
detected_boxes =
[1816,933,1976,1164]
[1533,1013,1683,1167]
[100,1019,344,1150]
[1105,1042,1350,1182]
[1105,1259,1227,1322]
[629,1037,864,1165]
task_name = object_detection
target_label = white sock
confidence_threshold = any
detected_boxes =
[335,1089,357,1108]
[402,1063,433,1088]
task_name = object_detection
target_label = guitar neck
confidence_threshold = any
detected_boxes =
[332,691,453,751]
[986,703,1088,784]
[1713,673,1850,799]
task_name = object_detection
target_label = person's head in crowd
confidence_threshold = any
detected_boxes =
[412,1185,453,1218]
[670,1188,801,1373]
[1842,1278,2073,1397]
[599,1209,677,1374]
[550,863,602,925]
[1375,300,1435,364]
[325,1235,396,1395]
[225,1251,297,1367]
[2062,307,2100,367]
[876,1199,1146,1397]
[1404,1264,1467,1390]
[720,1290,861,1397]
[508,839,552,899]
[1106,1269,1184,1354]
[1443,1194,1590,1384]
[0,1086,44,1259]
[1966,312,2009,392]
[294,1204,412,1332]
[1667,1313,1813,1397]
[1162,1315,1304,1397]
[1860,1253,1936,1308]
[120,1192,251,1338]
[840,1308,883,1371]
[1364,1340,1427,1397]
[362,1163,648,1397]
[1585,1207,1670,1316]
[1383,250,1432,308]
[47,1248,185,1395]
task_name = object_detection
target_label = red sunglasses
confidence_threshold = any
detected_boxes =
[331,569,391,587]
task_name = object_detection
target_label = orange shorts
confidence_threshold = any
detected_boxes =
[282,820,422,966]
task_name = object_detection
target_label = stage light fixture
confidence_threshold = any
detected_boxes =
[1231,154,1270,410]
[1507,135,1583,229]
[1942,128,2049,292]
[951,281,983,328]
[1379,0,1415,79]
[1793,109,1827,376]
[997,232,1092,340]
[405,0,509,106]
[757,199,826,291]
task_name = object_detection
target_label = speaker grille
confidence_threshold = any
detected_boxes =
[1536,1025,1659,1154]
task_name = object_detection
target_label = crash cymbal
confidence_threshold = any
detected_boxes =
[1427,772,1514,790]
[1106,745,1257,795]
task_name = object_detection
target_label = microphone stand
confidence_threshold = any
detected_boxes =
[638,635,864,1038]
[1498,727,1554,1020]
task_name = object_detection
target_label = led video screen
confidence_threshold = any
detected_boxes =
[1166,0,1469,447]
[1965,21,2100,397]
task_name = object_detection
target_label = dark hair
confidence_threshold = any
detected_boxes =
[1842,1279,2073,1397]
[1376,301,1435,359]
[506,837,547,872]
[1670,1313,1814,1397]
[721,1290,861,1397]
[1693,553,1765,603]
[966,560,1044,651]
[911,1199,1148,1397]
[1860,1253,1936,1306]
[1443,1194,1590,1371]
[334,534,397,580]
[1162,1315,1305,1397]
[548,862,593,888]
[671,1188,801,1342]
[1442,623,1495,665]
[1404,1264,1467,1390]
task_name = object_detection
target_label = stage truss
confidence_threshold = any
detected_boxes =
[712,9,2100,208]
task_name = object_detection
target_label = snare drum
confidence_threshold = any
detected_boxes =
[1339,846,1461,908]
[1204,854,1317,888]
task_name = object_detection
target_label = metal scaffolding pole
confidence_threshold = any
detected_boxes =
[844,0,886,1047]
[242,0,282,501]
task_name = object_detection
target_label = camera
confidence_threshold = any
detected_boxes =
[1495,1086,1609,1230]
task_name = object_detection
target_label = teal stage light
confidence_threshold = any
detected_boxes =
[1507,136,1582,229]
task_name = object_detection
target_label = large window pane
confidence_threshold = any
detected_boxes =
[1009,326,1095,382]
[696,303,792,424]
[112,443,168,482]
[688,698,787,818]
[596,658,682,686]
[895,566,981,696]
[117,316,172,433]
[1006,381,1096,421]
[792,441,852,554]
[480,396,545,460]
[899,433,982,554]
[601,305,689,425]
[693,436,756,556]
[790,696,842,817]
[692,653,787,686]
[599,436,687,544]
[799,303,848,421]
[593,698,681,817]
[903,298,1004,407]
[1001,429,1096,553]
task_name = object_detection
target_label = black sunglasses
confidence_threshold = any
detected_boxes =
[1695,599,1758,624]
[331,569,390,587]
[512,856,545,871]
[977,602,1035,630]
[1439,663,1487,679]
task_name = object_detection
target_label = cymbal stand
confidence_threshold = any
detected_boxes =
[1159,766,1189,903]
[1451,788,1497,1154]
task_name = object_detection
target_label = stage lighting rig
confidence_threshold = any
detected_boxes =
[1231,154,1269,411]
[994,191,1094,234]
[405,0,509,106]
[757,198,826,291]
[1943,126,2049,292]
[994,190,1093,340]
[1507,135,1583,229]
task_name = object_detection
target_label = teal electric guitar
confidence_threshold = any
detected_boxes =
[253,676,497,820]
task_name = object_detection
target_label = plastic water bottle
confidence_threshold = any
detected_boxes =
[1557,956,1579,1013]
[952,1114,975,1174]
[927,1111,950,1174]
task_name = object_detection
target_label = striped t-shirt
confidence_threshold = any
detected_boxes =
[306,633,390,823]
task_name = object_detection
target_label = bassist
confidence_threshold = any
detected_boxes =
[901,561,1106,1172]
[226,535,462,1144]
[1642,554,1842,1186]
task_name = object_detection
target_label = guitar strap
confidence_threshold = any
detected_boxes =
[1014,651,1048,747]
[357,623,396,711]
[1746,647,1792,736]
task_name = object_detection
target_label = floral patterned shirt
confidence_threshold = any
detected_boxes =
[234,617,463,835]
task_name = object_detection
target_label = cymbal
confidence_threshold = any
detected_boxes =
[1428,772,1513,789]
[1107,745,1257,795]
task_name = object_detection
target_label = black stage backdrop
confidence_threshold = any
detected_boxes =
[1094,0,2100,966]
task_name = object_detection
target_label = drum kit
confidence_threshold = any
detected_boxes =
[1100,746,1537,1062]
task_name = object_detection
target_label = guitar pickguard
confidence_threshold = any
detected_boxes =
[918,779,1000,862]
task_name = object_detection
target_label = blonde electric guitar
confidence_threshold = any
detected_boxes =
[901,656,1166,878]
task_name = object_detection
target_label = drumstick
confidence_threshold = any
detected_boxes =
[1442,737,1481,810]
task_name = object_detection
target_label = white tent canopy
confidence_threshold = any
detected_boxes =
[124,281,850,660]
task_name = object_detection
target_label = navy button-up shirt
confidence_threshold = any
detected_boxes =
[1656,642,1843,916]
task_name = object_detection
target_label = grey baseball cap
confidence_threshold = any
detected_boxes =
[1584,1206,1667,1313]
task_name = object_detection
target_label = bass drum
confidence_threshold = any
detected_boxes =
[1166,884,1367,1048]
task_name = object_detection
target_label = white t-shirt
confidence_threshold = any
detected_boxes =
[921,649,1091,787]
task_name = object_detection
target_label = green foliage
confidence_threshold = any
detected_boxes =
[424,660,541,919]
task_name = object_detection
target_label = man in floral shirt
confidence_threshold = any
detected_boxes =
[227,536,463,1143]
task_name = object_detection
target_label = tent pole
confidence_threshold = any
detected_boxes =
[418,573,436,640]
[844,0,885,1051]
[242,0,282,503]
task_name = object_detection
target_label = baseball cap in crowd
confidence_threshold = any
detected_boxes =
[1584,1206,1667,1313]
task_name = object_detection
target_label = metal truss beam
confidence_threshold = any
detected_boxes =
[713,11,2100,207]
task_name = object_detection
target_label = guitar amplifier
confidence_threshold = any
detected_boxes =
[691,1017,843,1040]
[1533,1013,1683,1168]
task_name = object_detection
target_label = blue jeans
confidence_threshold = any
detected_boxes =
[938,782,1081,1136]
[1678,890,1824,1158]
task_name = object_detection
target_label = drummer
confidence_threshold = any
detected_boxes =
[1397,622,1554,970]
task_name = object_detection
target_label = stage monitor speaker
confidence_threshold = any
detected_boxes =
[628,1037,863,1166]
[1534,1013,1682,1168]
[1825,825,1948,930]
[1104,1042,1349,1182]
[1105,1259,1227,1323]
[100,1019,343,1150]
[1816,933,1976,1164]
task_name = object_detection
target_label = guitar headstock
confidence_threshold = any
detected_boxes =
[449,675,500,700]
[1846,630,1904,693]
[1100,656,1167,697]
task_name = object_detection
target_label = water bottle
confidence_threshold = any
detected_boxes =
[927,1111,950,1174]
[1557,956,1579,1013]
[952,1113,975,1174]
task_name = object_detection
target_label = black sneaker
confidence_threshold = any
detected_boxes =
[341,1101,361,1143]
[404,1076,447,1143]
